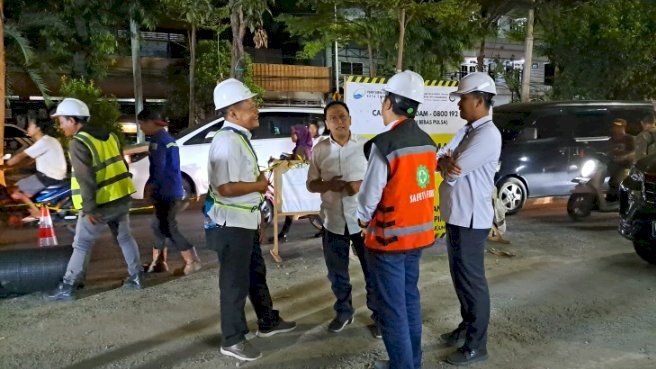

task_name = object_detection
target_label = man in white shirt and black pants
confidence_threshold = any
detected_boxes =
[205,79,296,362]
[307,101,379,336]
[438,72,502,366]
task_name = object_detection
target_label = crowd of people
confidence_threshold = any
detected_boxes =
[17,68,656,368]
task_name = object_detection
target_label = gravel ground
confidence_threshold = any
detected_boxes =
[1,199,655,369]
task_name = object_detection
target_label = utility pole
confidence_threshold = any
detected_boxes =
[0,0,6,186]
[333,4,339,94]
[130,18,145,143]
[521,1,535,103]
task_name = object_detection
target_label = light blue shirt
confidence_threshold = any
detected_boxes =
[438,114,501,229]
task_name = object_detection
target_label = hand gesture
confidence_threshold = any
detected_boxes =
[327,176,346,192]
[256,173,269,193]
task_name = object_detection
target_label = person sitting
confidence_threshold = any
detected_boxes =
[0,117,67,221]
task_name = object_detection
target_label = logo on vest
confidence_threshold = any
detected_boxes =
[416,165,430,189]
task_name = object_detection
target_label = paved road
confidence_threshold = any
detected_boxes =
[1,198,655,369]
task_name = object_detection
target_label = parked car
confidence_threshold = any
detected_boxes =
[126,106,325,199]
[493,100,653,214]
[618,154,656,264]
[3,124,33,155]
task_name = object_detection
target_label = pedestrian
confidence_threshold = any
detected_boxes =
[635,113,656,161]
[357,70,437,369]
[607,119,635,201]
[437,72,502,365]
[274,124,314,241]
[45,98,143,301]
[138,109,202,275]
[307,100,379,337]
[204,78,296,362]
[0,115,67,221]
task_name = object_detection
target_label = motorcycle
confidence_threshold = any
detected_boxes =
[0,179,75,225]
[567,153,626,220]
[618,154,656,264]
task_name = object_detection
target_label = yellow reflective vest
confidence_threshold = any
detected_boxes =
[71,131,136,210]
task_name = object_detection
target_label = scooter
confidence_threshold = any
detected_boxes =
[567,153,625,220]
[0,179,75,225]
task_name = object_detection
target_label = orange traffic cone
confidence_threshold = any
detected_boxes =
[38,206,58,247]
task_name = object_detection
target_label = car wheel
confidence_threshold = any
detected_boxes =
[634,237,656,264]
[260,199,274,226]
[497,177,527,215]
[182,176,195,200]
[567,193,594,221]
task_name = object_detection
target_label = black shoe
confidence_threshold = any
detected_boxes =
[256,318,297,337]
[122,272,144,290]
[446,347,488,366]
[44,283,75,301]
[328,316,354,333]
[220,340,262,361]
[368,323,382,339]
[440,328,467,347]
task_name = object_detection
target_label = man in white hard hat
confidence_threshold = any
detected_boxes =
[437,72,502,365]
[45,98,143,301]
[357,70,437,369]
[204,79,296,362]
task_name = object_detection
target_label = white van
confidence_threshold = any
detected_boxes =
[127,106,325,199]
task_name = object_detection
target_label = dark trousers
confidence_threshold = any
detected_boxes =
[366,249,423,369]
[152,198,192,251]
[446,223,491,351]
[205,226,280,347]
[322,227,377,322]
[280,216,293,235]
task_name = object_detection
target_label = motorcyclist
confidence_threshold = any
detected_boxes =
[0,115,67,220]
[607,119,634,201]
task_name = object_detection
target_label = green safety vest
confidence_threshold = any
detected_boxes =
[71,131,136,210]
[208,128,263,212]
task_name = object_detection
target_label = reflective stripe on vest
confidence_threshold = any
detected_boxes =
[207,128,263,212]
[365,140,437,252]
[71,131,136,210]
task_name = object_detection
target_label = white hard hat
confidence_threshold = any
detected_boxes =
[51,98,90,117]
[450,72,497,98]
[383,70,425,104]
[213,78,258,111]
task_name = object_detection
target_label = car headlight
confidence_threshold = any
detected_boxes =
[629,167,644,183]
[580,159,597,178]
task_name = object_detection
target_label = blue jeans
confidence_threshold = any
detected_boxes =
[63,210,142,285]
[446,224,490,351]
[366,249,423,369]
[323,228,377,322]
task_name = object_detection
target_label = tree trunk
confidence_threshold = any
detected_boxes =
[396,8,406,72]
[367,39,376,77]
[521,1,535,102]
[130,18,144,143]
[189,24,197,127]
[477,38,486,72]
[230,1,246,81]
[0,0,5,186]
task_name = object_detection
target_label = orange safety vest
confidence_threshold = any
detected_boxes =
[364,118,437,252]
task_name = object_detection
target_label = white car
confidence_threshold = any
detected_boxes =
[127,106,325,199]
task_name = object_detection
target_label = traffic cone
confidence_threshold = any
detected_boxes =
[38,206,58,247]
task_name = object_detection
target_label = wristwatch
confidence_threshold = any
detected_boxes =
[357,219,369,229]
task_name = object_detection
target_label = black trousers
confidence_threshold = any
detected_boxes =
[152,198,193,251]
[445,223,490,351]
[205,226,280,347]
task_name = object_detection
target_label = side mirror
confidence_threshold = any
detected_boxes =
[519,127,538,141]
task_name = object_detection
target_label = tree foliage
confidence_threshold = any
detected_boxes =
[539,0,656,100]
[58,77,123,143]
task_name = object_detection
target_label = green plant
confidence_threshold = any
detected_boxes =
[58,77,123,144]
